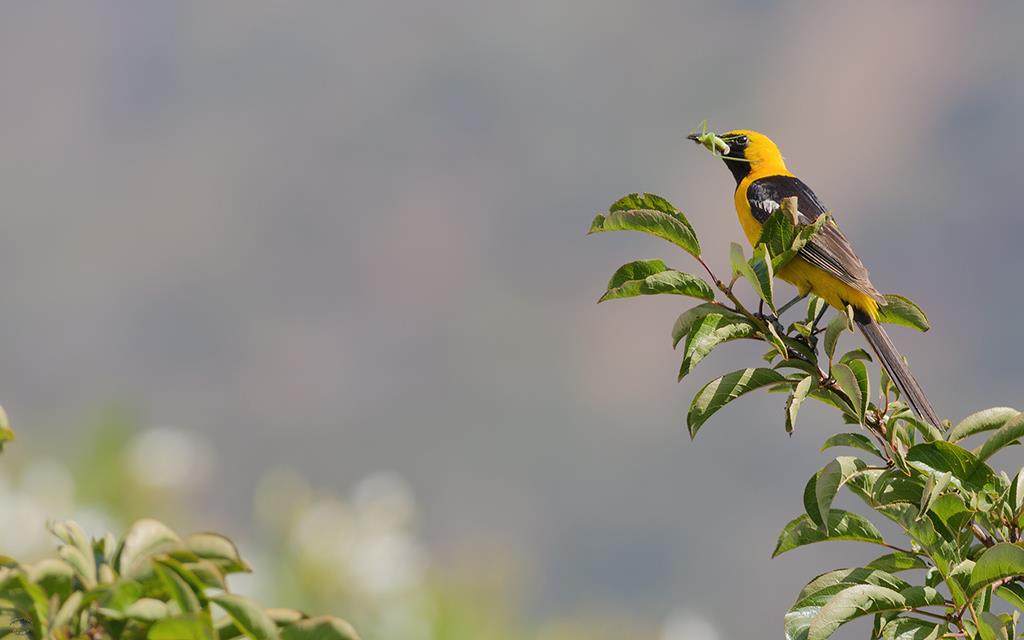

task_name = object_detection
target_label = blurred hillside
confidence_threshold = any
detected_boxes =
[1,2,1023,638]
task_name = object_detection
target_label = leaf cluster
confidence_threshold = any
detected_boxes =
[0,415,360,640]
[590,192,1024,639]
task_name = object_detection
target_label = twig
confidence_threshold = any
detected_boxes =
[909,609,953,623]
[971,523,996,548]
[695,254,777,342]
[880,542,919,555]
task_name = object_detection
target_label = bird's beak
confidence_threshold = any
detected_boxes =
[686,133,702,143]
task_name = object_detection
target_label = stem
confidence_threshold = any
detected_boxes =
[880,542,919,555]
[965,599,982,635]
[909,609,953,623]
[697,253,778,341]
[971,523,996,548]
[695,254,721,287]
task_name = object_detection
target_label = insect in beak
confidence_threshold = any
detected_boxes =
[687,121,730,156]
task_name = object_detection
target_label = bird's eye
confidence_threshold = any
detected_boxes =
[734,135,749,145]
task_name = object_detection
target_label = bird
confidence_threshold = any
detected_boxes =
[686,128,941,427]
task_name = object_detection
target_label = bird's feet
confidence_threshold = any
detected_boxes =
[754,311,786,336]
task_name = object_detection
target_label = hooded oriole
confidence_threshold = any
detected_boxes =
[687,129,941,427]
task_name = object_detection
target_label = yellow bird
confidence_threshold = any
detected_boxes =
[687,129,941,426]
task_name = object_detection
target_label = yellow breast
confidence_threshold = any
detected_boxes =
[733,176,879,318]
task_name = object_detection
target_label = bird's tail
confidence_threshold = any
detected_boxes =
[855,312,942,427]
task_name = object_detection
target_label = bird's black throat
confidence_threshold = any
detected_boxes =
[723,156,752,185]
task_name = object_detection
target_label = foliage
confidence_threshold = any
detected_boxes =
[591,192,1024,639]
[0,421,360,640]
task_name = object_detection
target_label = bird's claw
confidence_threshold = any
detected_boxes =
[754,311,786,336]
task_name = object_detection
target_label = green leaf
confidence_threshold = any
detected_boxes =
[185,559,227,590]
[280,616,360,640]
[687,368,787,438]
[807,294,828,324]
[47,522,86,558]
[794,568,911,608]
[773,510,886,557]
[876,294,930,332]
[808,387,856,414]
[678,312,757,379]
[1007,468,1024,518]
[155,557,209,602]
[0,405,12,452]
[974,413,1024,462]
[598,260,713,303]
[986,614,1010,640]
[730,241,747,278]
[949,408,1020,443]
[823,312,850,361]
[838,348,872,365]
[211,594,280,640]
[8,573,48,638]
[880,366,895,401]
[25,559,73,597]
[831,363,864,421]
[786,567,915,640]
[51,591,83,633]
[58,545,97,589]
[764,320,789,359]
[897,415,943,444]
[786,376,814,434]
[153,562,201,613]
[757,202,799,257]
[803,457,866,531]
[729,243,774,309]
[977,611,1011,640]
[671,303,750,348]
[917,471,951,519]
[125,598,169,622]
[948,559,975,605]
[995,582,1024,611]
[848,360,870,417]
[877,617,944,640]
[118,519,182,579]
[186,532,248,572]
[967,543,1024,598]
[871,471,927,508]
[265,609,306,625]
[930,494,972,535]
[865,552,929,573]
[148,615,215,640]
[775,356,820,377]
[807,584,943,640]
[906,441,995,492]
[758,204,831,272]
[821,433,884,459]
[589,193,700,257]
[749,244,775,310]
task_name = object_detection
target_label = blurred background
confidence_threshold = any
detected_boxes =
[1,2,1022,638]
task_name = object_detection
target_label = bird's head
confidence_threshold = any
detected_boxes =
[687,128,788,184]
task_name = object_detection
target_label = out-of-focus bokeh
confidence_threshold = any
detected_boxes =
[2,2,1022,638]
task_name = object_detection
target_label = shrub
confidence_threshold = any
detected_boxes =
[0,413,360,640]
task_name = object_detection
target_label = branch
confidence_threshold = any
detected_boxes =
[971,523,996,548]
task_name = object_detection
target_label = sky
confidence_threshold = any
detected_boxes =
[1,2,1023,638]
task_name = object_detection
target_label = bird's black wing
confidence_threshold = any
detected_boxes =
[746,175,883,302]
